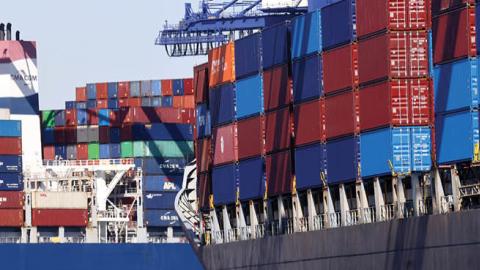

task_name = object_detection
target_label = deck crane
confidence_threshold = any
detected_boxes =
[155,0,307,57]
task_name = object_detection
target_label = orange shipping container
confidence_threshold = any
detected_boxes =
[183,95,195,109]
[161,80,173,96]
[209,42,235,88]
[173,96,183,108]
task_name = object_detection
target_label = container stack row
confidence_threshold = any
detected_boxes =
[195,0,435,208]
[432,0,480,165]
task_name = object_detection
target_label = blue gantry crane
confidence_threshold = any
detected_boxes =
[155,0,307,57]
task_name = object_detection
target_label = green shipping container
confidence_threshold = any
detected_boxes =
[121,141,133,158]
[146,141,194,159]
[133,141,146,157]
[88,143,100,160]
[42,110,55,128]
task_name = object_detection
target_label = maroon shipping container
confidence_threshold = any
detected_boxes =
[196,138,211,173]
[237,116,265,160]
[0,209,23,227]
[118,82,130,98]
[294,98,325,146]
[99,126,110,143]
[54,127,66,144]
[325,90,358,140]
[131,107,157,124]
[65,127,77,144]
[198,173,211,210]
[0,138,21,155]
[43,146,55,160]
[356,0,431,38]
[96,83,108,99]
[32,209,88,227]
[96,99,108,109]
[155,108,180,123]
[75,87,87,102]
[65,109,77,126]
[77,144,89,160]
[120,125,132,141]
[266,150,292,196]
[184,78,194,95]
[88,109,99,125]
[194,63,209,104]
[0,191,24,209]
[265,107,292,154]
[180,108,195,124]
[432,0,473,15]
[118,98,128,108]
[323,43,358,95]
[128,98,142,107]
[432,7,476,65]
[358,31,429,85]
[109,110,122,127]
[359,79,431,131]
[213,123,238,165]
[263,64,292,111]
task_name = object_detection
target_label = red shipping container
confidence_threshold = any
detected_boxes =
[180,108,195,124]
[358,31,429,85]
[194,63,209,104]
[294,99,325,146]
[77,144,89,160]
[118,82,130,98]
[325,90,358,140]
[88,109,99,125]
[183,95,195,109]
[54,127,66,144]
[99,126,110,143]
[183,78,194,95]
[118,98,129,108]
[356,0,431,38]
[432,7,476,65]
[266,150,292,196]
[196,138,212,173]
[0,191,24,209]
[96,99,108,109]
[0,209,23,227]
[359,79,431,131]
[155,108,180,123]
[263,64,292,111]
[198,173,211,210]
[237,116,265,160]
[65,109,77,126]
[161,80,173,96]
[265,107,292,154]
[43,145,55,160]
[172,96,183,108]
[432,0,473,15]
[128,98,142,107]
[120,108,132,123]
[120,125,132,141]
[96,83,108,99]
[32,209,88,227]
[65,127,77,144]
[323,43,358,94]
[133,107,156,124]
[109,109,122,127]
[75,87,87,101]
[0,138,22,155]
[213,123,238,165]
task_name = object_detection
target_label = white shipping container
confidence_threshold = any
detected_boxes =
[0,108,10,120]
[261,0,308,9]
[32,192,88,209]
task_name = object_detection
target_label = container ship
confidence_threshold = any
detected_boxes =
[2,0,480,269]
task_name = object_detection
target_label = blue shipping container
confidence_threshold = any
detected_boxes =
[0,120,21,137]
[42,128,55,144]
[434,58,478,113]
[428,30,434,78]
[87,100,97,109]
[235,33,262,79]
[212,163,238,205]
[262,22,290,69]
[209,83,236,127]
[144,192,177,210]
[145,210,182,227]
[360,127,431,178]
[196,103,212,139]
[321,0,356,50]
[238,157,265,201]
[235,74,264,119]
[294,143,326,190]
[99,144,110,159]
[0,173,23,191]
[0,156,22,173]
[173,79,184,96]
[141,80,152,97]
[110,128,121,143]
[75,102,87,109]
[151,80,161,96]
[110,143,121,159]
[107,82,118,98]
[86,84,96,100]
[133,123,193,141]
[99,109,110,126]
[162,96,173,107]
[292,54,323,103]
[292,10,322,59]
[136,158,187,175]
[108,99,118,109]
[55,145,67,159]
[435,110,479,164]
[326,136,359,184]
[144,175,183,192]
[65,101,75,110]
[130,81,141,97]
[77,109,88,125]
[309,0,341,11]
[54,110,65,126]
[477,5,480,55]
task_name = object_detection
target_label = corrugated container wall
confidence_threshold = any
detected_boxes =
[235,74,264,119]
[238,157,265,201]
[321,0,356,50]
[262,22,290,69]
[292,54,323,103]
[235,33,262,79]
[294,143,326,190]
[212,163,238,205]
[291,10,322,59]
[209,42,235,88]
[263,64,292,111]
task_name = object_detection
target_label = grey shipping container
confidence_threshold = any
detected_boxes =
[87,126,99,142]
[77,126,88,143]
[66,145,77,160]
